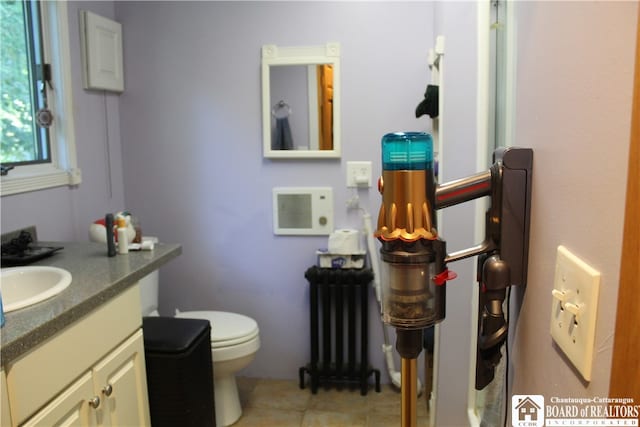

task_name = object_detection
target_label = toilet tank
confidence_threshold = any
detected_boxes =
[139,270,159,316]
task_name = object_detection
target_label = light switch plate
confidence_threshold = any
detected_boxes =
[346,161,372,188]
[550,245,600,381]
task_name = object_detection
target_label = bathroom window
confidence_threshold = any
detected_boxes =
[1,0,80,196]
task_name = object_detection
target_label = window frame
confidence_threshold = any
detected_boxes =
[1,1,81,196]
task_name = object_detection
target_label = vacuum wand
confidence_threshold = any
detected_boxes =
[397,329,423,427]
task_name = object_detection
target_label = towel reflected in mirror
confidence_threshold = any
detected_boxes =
[272,101,294,150]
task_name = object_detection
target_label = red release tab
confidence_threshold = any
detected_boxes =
[433,269,457,286]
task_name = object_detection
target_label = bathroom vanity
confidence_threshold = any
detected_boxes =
[0,241,181,426]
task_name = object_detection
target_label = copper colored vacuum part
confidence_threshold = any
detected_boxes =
[401,357,418,427]
[375,170,437,242]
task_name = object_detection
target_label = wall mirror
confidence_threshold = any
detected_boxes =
[262,43,341,159]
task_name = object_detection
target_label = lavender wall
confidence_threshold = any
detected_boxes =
[115,0,427,372]
[116,3,478,425]
[510,0,637,403]
[1,1,127,241]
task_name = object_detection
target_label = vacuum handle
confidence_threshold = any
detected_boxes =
[435,170,491,210]
[475,254,510,390]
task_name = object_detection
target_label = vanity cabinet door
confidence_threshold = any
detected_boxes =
[92,330,150,427]
[22,372,97,427]
[1,370,12,426]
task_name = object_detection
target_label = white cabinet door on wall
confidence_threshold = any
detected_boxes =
[22,372,97,427]
[92,331,150,427]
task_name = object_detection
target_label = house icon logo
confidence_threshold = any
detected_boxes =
[512,395,544,427]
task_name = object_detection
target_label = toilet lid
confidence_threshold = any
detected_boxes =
[175,311,259,345]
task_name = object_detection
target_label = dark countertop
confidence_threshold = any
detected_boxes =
[1,241,181,366]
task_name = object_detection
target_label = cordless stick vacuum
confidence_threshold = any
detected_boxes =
[374,132,533,427]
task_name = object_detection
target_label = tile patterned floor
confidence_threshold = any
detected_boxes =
[234,377,432,427]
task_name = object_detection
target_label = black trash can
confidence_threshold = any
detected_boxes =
[142,317,216,427]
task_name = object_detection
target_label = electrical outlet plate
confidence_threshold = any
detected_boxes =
[550,245,601,381]
[346,161,372,188]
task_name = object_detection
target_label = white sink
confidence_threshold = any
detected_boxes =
[1,266,72,313]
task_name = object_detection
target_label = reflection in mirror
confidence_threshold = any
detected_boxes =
[270,65,333,151]
[262,43,340,158]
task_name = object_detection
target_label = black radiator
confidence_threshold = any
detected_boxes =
[299,266,381,395]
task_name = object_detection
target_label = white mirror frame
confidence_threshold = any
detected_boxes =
[262,43,341,159]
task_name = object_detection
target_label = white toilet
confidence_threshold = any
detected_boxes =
[139,271,260,427]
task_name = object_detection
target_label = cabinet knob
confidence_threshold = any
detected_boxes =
[102,384,113,397]
[88,396,101,409]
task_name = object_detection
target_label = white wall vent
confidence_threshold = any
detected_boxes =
[272,187,333,235]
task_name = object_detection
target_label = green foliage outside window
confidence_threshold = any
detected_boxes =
[1,0,38,163]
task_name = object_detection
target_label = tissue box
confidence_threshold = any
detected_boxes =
[316,249,366,269]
